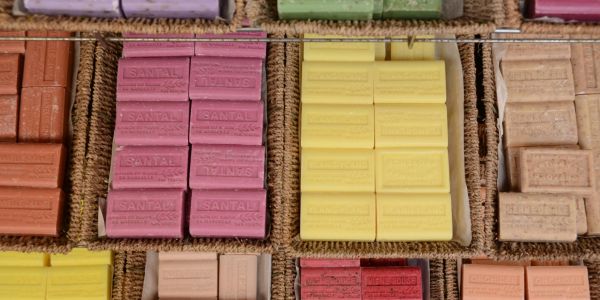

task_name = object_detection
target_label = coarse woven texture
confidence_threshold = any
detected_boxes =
[80,33,285,253]
[506,0,600,33]
[0,0,242,34]
[247,0,500,35]
[282,34,485,258]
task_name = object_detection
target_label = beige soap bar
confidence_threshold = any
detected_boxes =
[501,34,571,61]
[571,40,600,95]
[577,198,588,235]
[158,252,218,300]
[575,94,600,150]
[502,60,575,102]
[219,254,258,300]
[585,194,600,235]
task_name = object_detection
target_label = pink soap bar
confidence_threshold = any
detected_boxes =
[117,57,190,102]
[301,267,362,300]
[362,267,422,300]
[195,32,267,59]
[111,146,189,189]
[106,189,184,238]
[189,189,267,239]
[300,259,361,268]
[115,101,190,146]
[189,57,262,101]
[123,33,195,58]
[189,100,264,145]
[189,144,265,189]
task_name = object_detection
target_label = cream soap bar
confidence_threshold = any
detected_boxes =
[303,34,376,62]
[301,149,375,192]
[301,104,374,149]
[374,60,446,103]
[301,61,374,104]
[375,103,448,148]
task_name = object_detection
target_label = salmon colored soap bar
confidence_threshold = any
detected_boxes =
[302,61,374,104]
[0,31,25,53]
[195,32,268,59]
[106,189,185,238]
[23,31,72,88]
[301,192,376,241]
[302,149,375,192]
[362,267,422,300]
[462,264,525,300]
[51,248,113,266]
[374,60,446,104]
[19,87,68,143]
[0,266,47,299]
[117,57,190,102]
[303,34,376,62]
[46,265,112,300]
[122,33,195,58]
[0,251,49,267]
[0,187,64,236]
[158,252,218,300]
[301,267,362,300]
[391,35,436,60]
[219,255,258,300]
[0,143,65,188]
[375,103,447,148]
[300,258,361,268]
[526,266,590,300]
[0,95,18,142]
[0,54,21,94]
[301,104,374,149]
[189,189,267,239]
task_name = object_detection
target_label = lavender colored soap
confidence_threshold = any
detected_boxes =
[189,57,263,101]
[190,100,264,146]
[123,33,195,58]
[117,57,190,102]
[111,146,189,189]
[106,189,185,238]
[115,101,190,146]
[189,189,267,239]
[24,0,122,18]
[195,32,268,59]
[121,0,220,19]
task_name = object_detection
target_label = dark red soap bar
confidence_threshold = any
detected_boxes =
[529,0,600,21]
[301,267,361,300]
[0,54,22,94]
[300,258,361,268]
[362,267,422,300]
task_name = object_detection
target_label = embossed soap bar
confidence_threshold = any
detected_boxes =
[374,60,446,103]
[158,252,218,300]
[190,56,262,101]
[526,266,590,300]
[219,255,258,300]
[0,95,18,142]
[277,0,374,20]
[300,259,361,268]
[499,193,577,242]
[586,194,600,235]
[122,33,194,57]
[0,251,49,267]
[375,103,447,148]
[122,0,220,19]
[190,100,264,146]
[115,101,189,146]
[195,32,267,59]
[462,264,525,300]
[301,192,376,241]
[301,61,374,104]
[572,41,600,95]
[501,59,574,102]
[0,31,25,53]
[189,189,266,238]
[23,0,122,18]
[51,248,113,266]
[19,87,68,143]
[0,143,65,188]
[575,95,600,150]
[383,0,441,19]
[23,31,72,88]
[501,34,571,61]
[111,146,189,189]
[362,267,422,300]
[46,265,112,300]
[0,187,63,236]
[301,104,374,149]
[106,189,184,238]
[300,267,362,300]
[0,54,21,94]
[117,57,190,102]
[0,266,47,299]
[391,35,436,60]
[303,34,376,62]
[301,149,375,192]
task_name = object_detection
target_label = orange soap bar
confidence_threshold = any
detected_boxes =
[0,187,63,236]
[0,95,18,142]
[18,87,68,143]
[526,266,590,300]
[22,31,72,88]
[0,143,66,188]
[462,264,525,300]
[0,31,25,53]
[0,53,22,94]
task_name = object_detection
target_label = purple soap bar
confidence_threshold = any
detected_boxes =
[23,0,122,18]
[111,146,189,189]
[115,101,190,146]
[122,33,195,58]
[189,144,265,189]
[106,189,184,238]
[190,100,264,146]
[122,0,220,19]
[117,57,190,102]
[189,57,263,101]
[189,189,267,238]
[195,32,267,59]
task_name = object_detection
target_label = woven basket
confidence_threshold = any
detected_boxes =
[503,0,600,33]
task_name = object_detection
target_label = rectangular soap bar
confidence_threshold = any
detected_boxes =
[376,193,452,241]
[158,252,218,300]
[122,0,220,19]
[189,144,265,189]
[0,31,25,53]
[375,103,447,148]
[115,101,189,146]
[529,0,600,21]
[586,194,600,235]
[362,267,422,300]
[0,251,49,267]
[375,38,386,60]
[519,148,594,195]
[300,259,361,268]
[51,248,113,266]
[499,193,577,242]
[117,57,190,102]
[500,34,571,61]
[577,197,588,234]
[23,31,72,88]
[189,56,262,101]
[23,0,122,18]
[189,189,267,239]
[300,192,376,241]
[0,54,21,94]
[503,102,578,148]
[0,187,63,236]
[46,265,112,300]
[375,148,449,193]
[301,104,374,149]
[526,266,590,300]
[391,35,436,60]
[0,266,47,299]
[383,0,441,19]
[300,267,362,300]
[106,189,184,238]
[462,264,525,300]
[301,149,375,192]
[219,255,258,300]
[0,95,18,142]
[122,33,194,58]
[301,61,374,105]
[572,41,600,95]
[0,143,65,188]
[18,87,68,143]
[303,34,376,62]
[189,100,264,146]
[576,95,600,150]
[195,32,268,59]
[277,0,374,20]
[501,60,575,102]
[111,146,189,189]
[374,60,446,103]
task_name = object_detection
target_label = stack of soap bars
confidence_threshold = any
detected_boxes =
[278,0,442,20]
[300,34,452,242]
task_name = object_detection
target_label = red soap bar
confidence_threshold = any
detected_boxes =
[0,187,64,236]
[0,143,65,188]
[22,31,72,88]
[529,0,600,21]
[361,258,408,267]
[122,33,195,58]
[117,57,190,102]
[18,87,68,143]
[0,31,25,53]
[301,267,362,300]
[362,267,422,300]
[300,259,361,268]
[195,32,267,59]
[0,95,18,142]
[0,54,22,94]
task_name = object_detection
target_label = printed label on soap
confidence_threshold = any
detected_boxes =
[502,60,574,102]
[301,61,374,104]
[361,267,422,300]
[504,102,577,147]
[301,149,375,192]
[374,61,446,103]
[117,57,190,101]
[0,144,64,188]
[376,149,449,193]
[375,103,447,147]
[301,104,374,148]
[189,57,262,101]
[190,100,263,145]
[462,264,525,300]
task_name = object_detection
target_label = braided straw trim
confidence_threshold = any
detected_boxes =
[111,251,127,300]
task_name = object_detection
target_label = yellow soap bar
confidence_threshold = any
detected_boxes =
[375,103,448,148]
[391,35,436,60]
[301,192,376,241]
[51,248,113,266]
[376,193,452,241]
[0,251,49,266]
[374,60,446,104]
[302,61,374,104]
[301,104,374,149]
[46,265,112,300]
[303,34,376,61]
[375,38,387,61]
[301,148,375,192]
[375,148,450,193]
[0,266,47,299]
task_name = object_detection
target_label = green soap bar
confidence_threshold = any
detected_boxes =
[373,0,383,19]
[382,0,442,19]
[278,0,374,20]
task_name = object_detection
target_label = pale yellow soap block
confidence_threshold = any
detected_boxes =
[301,192,376,241]
[0,267,47,300]
[302,148,375,192]
[303,34,376,61]
[374,60,446,103]
[376,193,452,241]
[376,148,450,193]
[0,251,49,267]
[375,103,448,148]
[391,35,436,60]
[301,104,374,148]
[51,248,113,266]
[46,265,112,300]
[302,61,374,104]
[375,38,387,60]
